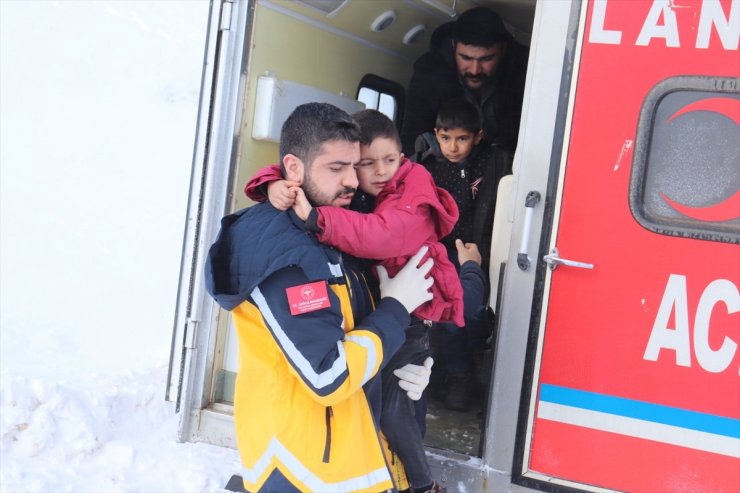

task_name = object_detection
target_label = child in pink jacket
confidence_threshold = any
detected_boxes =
[245,111,465,328]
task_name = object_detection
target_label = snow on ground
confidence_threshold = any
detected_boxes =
[1,2,241,491]
[1,367,240,492]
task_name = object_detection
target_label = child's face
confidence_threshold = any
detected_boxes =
[354,137,403,196]
[434,127,482,163]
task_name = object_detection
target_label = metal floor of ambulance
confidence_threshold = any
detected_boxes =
[424,391,486,457]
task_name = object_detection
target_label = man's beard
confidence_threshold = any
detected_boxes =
[302,172,355,207]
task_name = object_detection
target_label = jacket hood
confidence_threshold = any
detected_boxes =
[430,21,455,54]
[413,22,455,72]
[205,204,339,310]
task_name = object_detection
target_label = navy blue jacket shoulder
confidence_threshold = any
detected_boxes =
[206,202,342,311]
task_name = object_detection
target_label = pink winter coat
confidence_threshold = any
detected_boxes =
[244,160,465,326]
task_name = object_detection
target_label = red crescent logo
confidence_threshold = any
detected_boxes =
[660,190,740,223]
[661,97,740,222]
[667,97,740,125]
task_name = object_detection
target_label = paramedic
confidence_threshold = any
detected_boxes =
[400,6,528,155]
[205,102,436,493]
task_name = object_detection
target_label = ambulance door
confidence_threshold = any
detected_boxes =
[513,0,739,491]
[167,0,253,444]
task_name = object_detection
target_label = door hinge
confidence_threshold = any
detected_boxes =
[220,0,234,31]
[185,318,199,349]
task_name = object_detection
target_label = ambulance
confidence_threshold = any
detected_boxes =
[167,0,740,491]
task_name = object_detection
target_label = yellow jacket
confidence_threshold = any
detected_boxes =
[206,205,410,492]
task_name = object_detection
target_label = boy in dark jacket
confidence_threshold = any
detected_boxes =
[414,98,513,411]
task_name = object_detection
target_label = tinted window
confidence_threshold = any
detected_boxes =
[630,77,740,244]
[356,74,405,126]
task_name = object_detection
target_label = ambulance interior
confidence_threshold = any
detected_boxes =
[197,0,536,459]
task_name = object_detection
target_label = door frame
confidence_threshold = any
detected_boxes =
[166,0,255,443]
[481,1,583,491]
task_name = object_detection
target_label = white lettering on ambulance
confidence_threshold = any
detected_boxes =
[589,0,622,44]
[697,0,740,50]
[694,279,739,373]
[636,0,680,47]
[644,274,691,366]
[644,274,740,374]
[589,0,739,49]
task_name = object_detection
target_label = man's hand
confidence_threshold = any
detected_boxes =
[377,246,434,313]
[394,357,434,400]
[456,239,481,266]
[267,179,300,211]
[291,187,313,221]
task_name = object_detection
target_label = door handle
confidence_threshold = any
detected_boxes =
[543,248,594,270]
[517,191,541,271]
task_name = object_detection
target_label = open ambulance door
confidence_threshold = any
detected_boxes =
[489,0,740,491]
[166,0,253,445]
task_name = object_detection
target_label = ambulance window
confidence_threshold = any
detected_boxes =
[630,77,740,244]
[357,74,405,126]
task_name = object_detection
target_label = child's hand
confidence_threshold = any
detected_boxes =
[456,239,481,266]
[292,187,313,221]
[267,180,300,211]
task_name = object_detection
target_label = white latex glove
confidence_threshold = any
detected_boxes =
[394,357,434,400]
[377,245,434,313]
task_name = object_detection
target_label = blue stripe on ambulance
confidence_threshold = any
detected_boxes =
[537,383,740,458]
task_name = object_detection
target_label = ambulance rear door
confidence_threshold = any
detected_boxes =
[509,0,739,491]
[166,0,253,444]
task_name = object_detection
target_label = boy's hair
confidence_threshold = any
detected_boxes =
[352,109,402,150]
[435,99,482,134]
[279,103,361,170]
[453,7,512,48]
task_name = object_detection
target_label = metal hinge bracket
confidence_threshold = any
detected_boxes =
[220,0,234,31]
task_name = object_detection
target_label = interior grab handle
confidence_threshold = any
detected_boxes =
[543,247,594,270]
[517,191,541,271]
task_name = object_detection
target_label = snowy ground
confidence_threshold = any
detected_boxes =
[0,2,242,491]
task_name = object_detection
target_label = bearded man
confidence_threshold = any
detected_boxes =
[401,7,529,155]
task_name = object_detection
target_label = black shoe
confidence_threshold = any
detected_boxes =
[444,372,473,411]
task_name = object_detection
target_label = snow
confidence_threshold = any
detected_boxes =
[0,1,241,491]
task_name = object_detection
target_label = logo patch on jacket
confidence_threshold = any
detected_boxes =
[286,281,331,315]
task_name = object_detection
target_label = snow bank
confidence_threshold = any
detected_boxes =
[0,1,243,491]
[1,366,240,492]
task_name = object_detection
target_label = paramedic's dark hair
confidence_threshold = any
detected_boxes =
[436,99,482,134]
[279,103,361,171]
[453,7,512,48]
[353,109,402,150]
